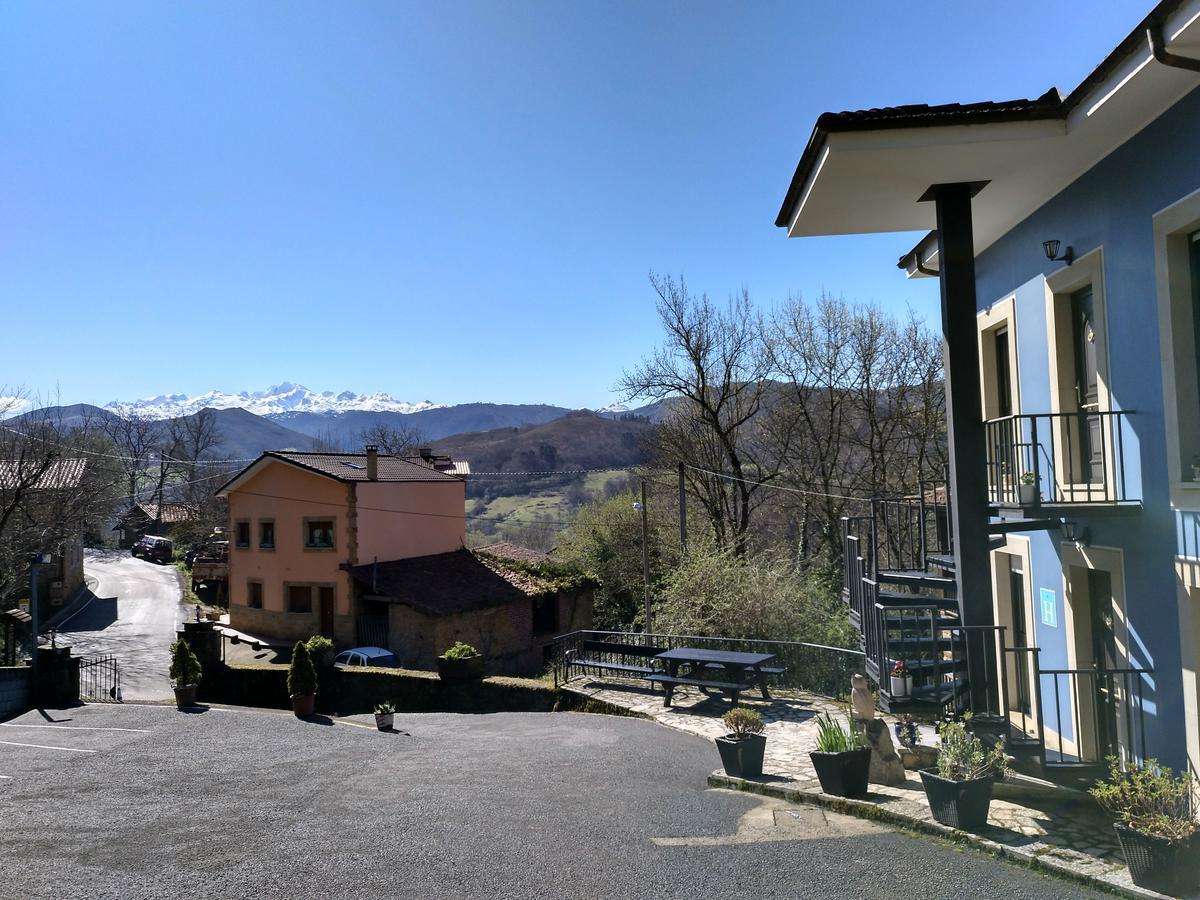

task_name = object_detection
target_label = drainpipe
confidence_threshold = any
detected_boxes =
[1147,23,1200,72]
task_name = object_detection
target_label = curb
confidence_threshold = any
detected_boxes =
[707,772,1162,900]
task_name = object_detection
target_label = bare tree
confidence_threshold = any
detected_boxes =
[357,421,426,456]
[101,410,161,502]
[620,274,784,554]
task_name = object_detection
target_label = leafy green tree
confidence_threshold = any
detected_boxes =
[287,641,317,698]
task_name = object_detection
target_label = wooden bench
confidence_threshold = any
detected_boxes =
[697,662,786,699]
[567,640,666,679]
[646,673,752,707]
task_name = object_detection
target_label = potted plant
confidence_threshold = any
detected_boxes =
[893,713,919,749]
[168,638,202,708]
[1017,471,1038,505]
[305,634,335,668]
[374,701,396,731]
[437,641,483,682]
[809,713,871,797]
[889,660,912,698]
[287,640,317,717]
[1090,756,1199,895]
[715,708,766,779]
[1192,454,1200,483]
[919,715,1007,831]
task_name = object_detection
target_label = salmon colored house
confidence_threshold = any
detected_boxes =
[216,447,467,646]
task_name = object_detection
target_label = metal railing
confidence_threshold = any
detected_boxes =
[985,411,1137,507]
[1039,665,1151,768]
[549,629,865,700]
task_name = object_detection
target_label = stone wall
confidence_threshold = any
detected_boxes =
[230,604,354,647]
[0,666,31,720]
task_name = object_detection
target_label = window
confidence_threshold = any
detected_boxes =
[532,596,558,634]
[287,584,313,614]
[304,519,334,550]
[234,520,250,549]
[259,520,275,550]
[247,581,263,609]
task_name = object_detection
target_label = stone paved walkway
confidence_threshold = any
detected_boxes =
[568,677,1176,899]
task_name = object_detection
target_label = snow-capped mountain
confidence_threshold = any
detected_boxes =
[596,402,630,415]
[104,382,445,419]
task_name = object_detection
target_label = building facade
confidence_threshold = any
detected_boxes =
[777,0,1200,778]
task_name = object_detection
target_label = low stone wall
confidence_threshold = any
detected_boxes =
[0,666,32,720]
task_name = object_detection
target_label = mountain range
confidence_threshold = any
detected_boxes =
[104,382,443,419]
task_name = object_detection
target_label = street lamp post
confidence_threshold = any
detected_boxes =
[633,481,652,634]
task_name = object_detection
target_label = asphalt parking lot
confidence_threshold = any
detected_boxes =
[0,704,1093,899]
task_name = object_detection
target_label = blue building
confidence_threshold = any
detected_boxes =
[777,0,1200,781]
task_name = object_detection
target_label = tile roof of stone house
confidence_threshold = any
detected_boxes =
[217,450,465,495]
[0,458,87,491]
[476,541,550,564]
[348,548,586,616]
[124,501,198,524]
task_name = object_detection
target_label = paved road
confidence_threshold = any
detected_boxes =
[55,550,188,701]
[0,705,1094,900]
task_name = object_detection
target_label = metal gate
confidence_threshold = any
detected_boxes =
[79,655,122,703]
[355,614,388,649]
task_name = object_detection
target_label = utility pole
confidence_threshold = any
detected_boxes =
[634,481,652,634]
[677,462,687,553]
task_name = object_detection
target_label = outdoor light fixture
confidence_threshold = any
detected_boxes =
[1061,520,1076,541]
[1061,521,1091,546]
[1043,239,1074,266]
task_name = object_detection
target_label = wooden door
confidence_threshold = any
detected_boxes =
[1088,569,1118,757]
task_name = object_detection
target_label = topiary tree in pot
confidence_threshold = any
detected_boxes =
[168,639,202,708]
[304,634,335,668]
[919,715,1007,831]
[287,640,318,717]
[715,708,766,779]
[1090,756,1199,895]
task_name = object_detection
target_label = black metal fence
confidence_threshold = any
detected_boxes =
[79,655,121,703]
[550,629,865,700]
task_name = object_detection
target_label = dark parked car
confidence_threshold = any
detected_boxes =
[132,535,173,564]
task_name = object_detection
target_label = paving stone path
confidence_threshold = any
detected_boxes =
[569,677,1163,898]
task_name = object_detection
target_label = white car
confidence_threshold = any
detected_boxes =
[333,647,400,669]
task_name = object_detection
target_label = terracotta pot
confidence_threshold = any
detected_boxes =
[173,684,198,708]
[291,693,316,717]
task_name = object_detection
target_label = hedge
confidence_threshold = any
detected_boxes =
[202,662,642,718]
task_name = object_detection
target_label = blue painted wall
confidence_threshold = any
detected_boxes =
[973,86,1200,769]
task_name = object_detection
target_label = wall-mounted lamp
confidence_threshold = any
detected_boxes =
[1060,521,1091,546]
[1043,239,1074,266]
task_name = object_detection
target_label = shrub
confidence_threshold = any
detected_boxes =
[287,641,317,698]
[935,715,1007,781]
[305,635,333,657]
[1019,471,1037,486]
[168,639,202,689]
[722,708,764,739]
[442,641,479,660]
[374,701,396,714]
[814,713,862,753]
[1090,757,1197,842]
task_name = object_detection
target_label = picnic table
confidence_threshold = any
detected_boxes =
[647,647,781,708]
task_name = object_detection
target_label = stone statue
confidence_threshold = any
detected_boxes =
[848,674,906,786]
[850,673,875,721]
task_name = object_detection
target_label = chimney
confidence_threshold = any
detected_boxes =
[365,445,378,481]
[419,447,434,462]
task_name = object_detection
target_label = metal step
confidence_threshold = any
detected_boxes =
[883,637,959,652]
[925,552,956,571]
[878,570,957,593]
[880,614,962,630]
[876,590,959,611]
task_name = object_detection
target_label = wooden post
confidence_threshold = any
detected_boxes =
[677,462,687,553]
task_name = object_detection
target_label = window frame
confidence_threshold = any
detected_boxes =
[246,579,263,610]
[234,519,251,550]
[285,583,314,614]
[302,517,336,552]
[258,519,275,551]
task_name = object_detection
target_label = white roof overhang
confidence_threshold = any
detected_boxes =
[784,0,1200,256]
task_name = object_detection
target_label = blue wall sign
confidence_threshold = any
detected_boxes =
[1040,588,1058,628]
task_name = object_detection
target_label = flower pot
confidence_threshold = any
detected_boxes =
[291,693,315,717]
[889,674,912,698]
[1017,483,1038,505]
[893,720,918,748]
[1113,823,1200,895]
[437,654,483,682]
[715,733,766,779]
[809,748,871,797]
[919,769,995,831]
[375,712,394,731]
[1192,464,1200,483]
[173,684,198,708]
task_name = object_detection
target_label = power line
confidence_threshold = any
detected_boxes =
[682,464,873,504]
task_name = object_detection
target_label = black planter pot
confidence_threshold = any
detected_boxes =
[715,733,766,779]
[437,654,483,682]
[809,748,872,797]
[919,769,995,831]
[1113,823,1200,896]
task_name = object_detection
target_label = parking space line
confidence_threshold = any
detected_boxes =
[0,774,12,779]
[0,740,96,753]
[1,724,150,734]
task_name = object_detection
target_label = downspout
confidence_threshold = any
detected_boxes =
[1147,23,1200,72]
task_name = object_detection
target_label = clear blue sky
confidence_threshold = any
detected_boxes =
[1,0,1148,410]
